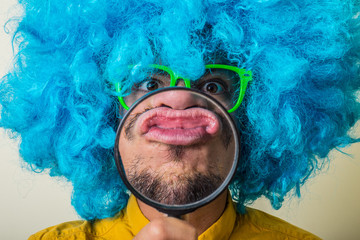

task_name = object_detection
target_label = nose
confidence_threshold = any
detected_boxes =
[151,89,208,110]
[175,78,186,87]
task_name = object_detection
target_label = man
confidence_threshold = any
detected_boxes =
[0,0,359,239]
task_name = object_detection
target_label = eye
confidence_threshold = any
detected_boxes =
[199,81,226,95]
[136,78,162,91]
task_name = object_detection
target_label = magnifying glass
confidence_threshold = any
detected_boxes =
[114,87,239,217]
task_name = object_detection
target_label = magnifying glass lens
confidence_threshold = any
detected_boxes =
[114,88,239,216]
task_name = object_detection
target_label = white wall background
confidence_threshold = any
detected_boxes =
[1,1,359,239]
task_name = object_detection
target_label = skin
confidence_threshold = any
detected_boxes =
[119,89,235,205]
[118,82,236,239]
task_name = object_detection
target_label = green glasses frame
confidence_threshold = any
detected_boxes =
[115,64,252,113]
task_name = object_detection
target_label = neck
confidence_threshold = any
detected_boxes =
[137,190,228,235]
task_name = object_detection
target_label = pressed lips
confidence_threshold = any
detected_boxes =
[137,107,220,145]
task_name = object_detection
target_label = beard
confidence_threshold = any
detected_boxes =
[128,167,224,205]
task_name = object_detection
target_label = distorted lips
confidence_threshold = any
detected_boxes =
[137,107,221,146]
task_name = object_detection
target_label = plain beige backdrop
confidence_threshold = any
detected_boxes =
[1,1,359,239]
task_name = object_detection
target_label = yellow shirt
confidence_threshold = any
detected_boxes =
[29,195,320,240]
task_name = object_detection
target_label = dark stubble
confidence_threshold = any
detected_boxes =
[128,163,223,205]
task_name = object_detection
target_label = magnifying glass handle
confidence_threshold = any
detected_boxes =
[166,213,182,219]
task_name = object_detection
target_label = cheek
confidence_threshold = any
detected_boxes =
[119,135,170,172]
[202,136,236,176]
[118,136,133,173]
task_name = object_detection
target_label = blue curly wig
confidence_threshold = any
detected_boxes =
[1,0,359,220]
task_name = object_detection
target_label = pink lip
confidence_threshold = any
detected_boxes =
[137,107,220,146]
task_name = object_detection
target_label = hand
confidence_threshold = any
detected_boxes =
[133,217,198,240]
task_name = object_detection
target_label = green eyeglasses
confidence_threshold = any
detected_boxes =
[115,64,252,113]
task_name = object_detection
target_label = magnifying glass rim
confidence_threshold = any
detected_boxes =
[114,87,240,216]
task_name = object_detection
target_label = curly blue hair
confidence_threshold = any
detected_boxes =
[1,0,359,220]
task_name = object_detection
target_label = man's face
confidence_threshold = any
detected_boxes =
[117,68,238,205]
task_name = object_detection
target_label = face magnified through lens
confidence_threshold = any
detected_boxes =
[114,88,240,216]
